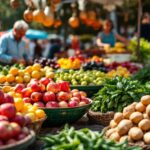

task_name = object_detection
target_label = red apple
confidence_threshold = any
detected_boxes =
[0,103,16,119]
[6,139,17,145]
[33,101,45,108]
[39,83,46,92]
[59,81,70,92]
[79,101,86,106]
[0,121,13,140]
[0,115,8,121]
[43,92,56,102]
[23,97,32,103]
[0,140,4,146]
[68,100,78,108]
[10,122,21,137]
[81,97,91,104]
[70,97,80,103]
[47,83,61,93]
[0,90,5,104]
[46,101,59,108]
[72,92,81,100]
[11,114,25,127]
[40,77,51,86]
[58,101,68,108]
[28,82,41,92]
[3,94,14,103]
[79,91,87,97]
[71,89,79,93]
[17,133,27,141]
[21,87,32,98]
[31,92,42,102]
[14,84,25,94]
[57,92,70,101]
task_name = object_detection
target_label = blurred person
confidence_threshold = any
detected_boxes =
[96,19,129,47]
[42,39,51,58]
[71,35,80,51]
[33,39,43,59]
[140,13,150,41]
[0,20,30,64]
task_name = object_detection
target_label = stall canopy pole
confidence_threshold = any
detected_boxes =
[137,0,142,61]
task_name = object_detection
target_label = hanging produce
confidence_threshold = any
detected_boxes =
[10,0,20,9]
[23,8,33,23]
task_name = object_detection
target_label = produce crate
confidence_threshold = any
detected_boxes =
[70,85,102,97]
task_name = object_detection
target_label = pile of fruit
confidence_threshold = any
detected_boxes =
[34,58,60,69]
[0,90,32,146]
[0,63,55,84]
[13,78,91,108]
[55,69,106,86]
[91,77,148,113]
[82,61,108,72]
[40,125,141,150]
[105,95,150,145]
[106,62,140,74]
[107,66,131,78]
[86,56,103,63]
[57,58,82,69]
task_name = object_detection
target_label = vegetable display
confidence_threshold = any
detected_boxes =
[91,76,149,113]
[105,95,150,145]
[40,125,141,150]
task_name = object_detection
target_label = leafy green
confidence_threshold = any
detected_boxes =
[40,125,141,150]
[91,76,149,113]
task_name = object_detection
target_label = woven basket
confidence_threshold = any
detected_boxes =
[103,126,150,150]
[87,110,114,126]
[27,117,46,134]
[0,130,35,150]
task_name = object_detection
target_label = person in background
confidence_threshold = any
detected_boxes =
[96,19,129,47]
[140,13,150,42]
[33,39,43,59]
[0,20,30,64]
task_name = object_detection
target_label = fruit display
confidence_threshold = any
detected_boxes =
[0,63,55,84]
[34,58,60,69]
[13,78,91,108]
[0,90,33,146]
[91,77,149,113]
[57,58,82,69]
[40,125,141,150]
[82,61,108,72]
[86,55,103,63]
[106,62,140,74]
[107,66,131,78]
[55,69,106,86]
[105,95,150,146]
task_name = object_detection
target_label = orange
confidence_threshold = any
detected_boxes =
[23,75,31,83]
[32,63,41,71]
[21,103,32,113]
[31,70,41,79]
[15,76,24,83]
[6,74,15,83]
[24,66,33,74]
[9,67,19,76]
[0,75,6,83]
[18,70,24,76]
[14,97,24,112]
[35,109,46,119]
[2,85,12,93]
[28,105,38,113]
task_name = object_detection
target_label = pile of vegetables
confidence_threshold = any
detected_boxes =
[91,76,149,113]
[128,38,150,64]
[132,66,150,84]
[40,125,141,150]
[105,95,150,145]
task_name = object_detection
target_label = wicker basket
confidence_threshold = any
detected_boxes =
[27,117,46,134]
[87,110,114,126]
[0,130,35,150]
[103,126,150,150]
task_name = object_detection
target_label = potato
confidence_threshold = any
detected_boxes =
[129,127,143,141]
[143,113,150,119]
[129,112,143,124]
[119,136,128,142]
[141,95,150,106]
[109,132,120,141]
[138,119,150,131]
[144,132,150,144]
[123,105,135,119]
[146,104,150,117]
[114,112,124,124]
[117,119,133,136]
[110,120,118,128]
[135,102,146,113]
[105,128,117,137]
